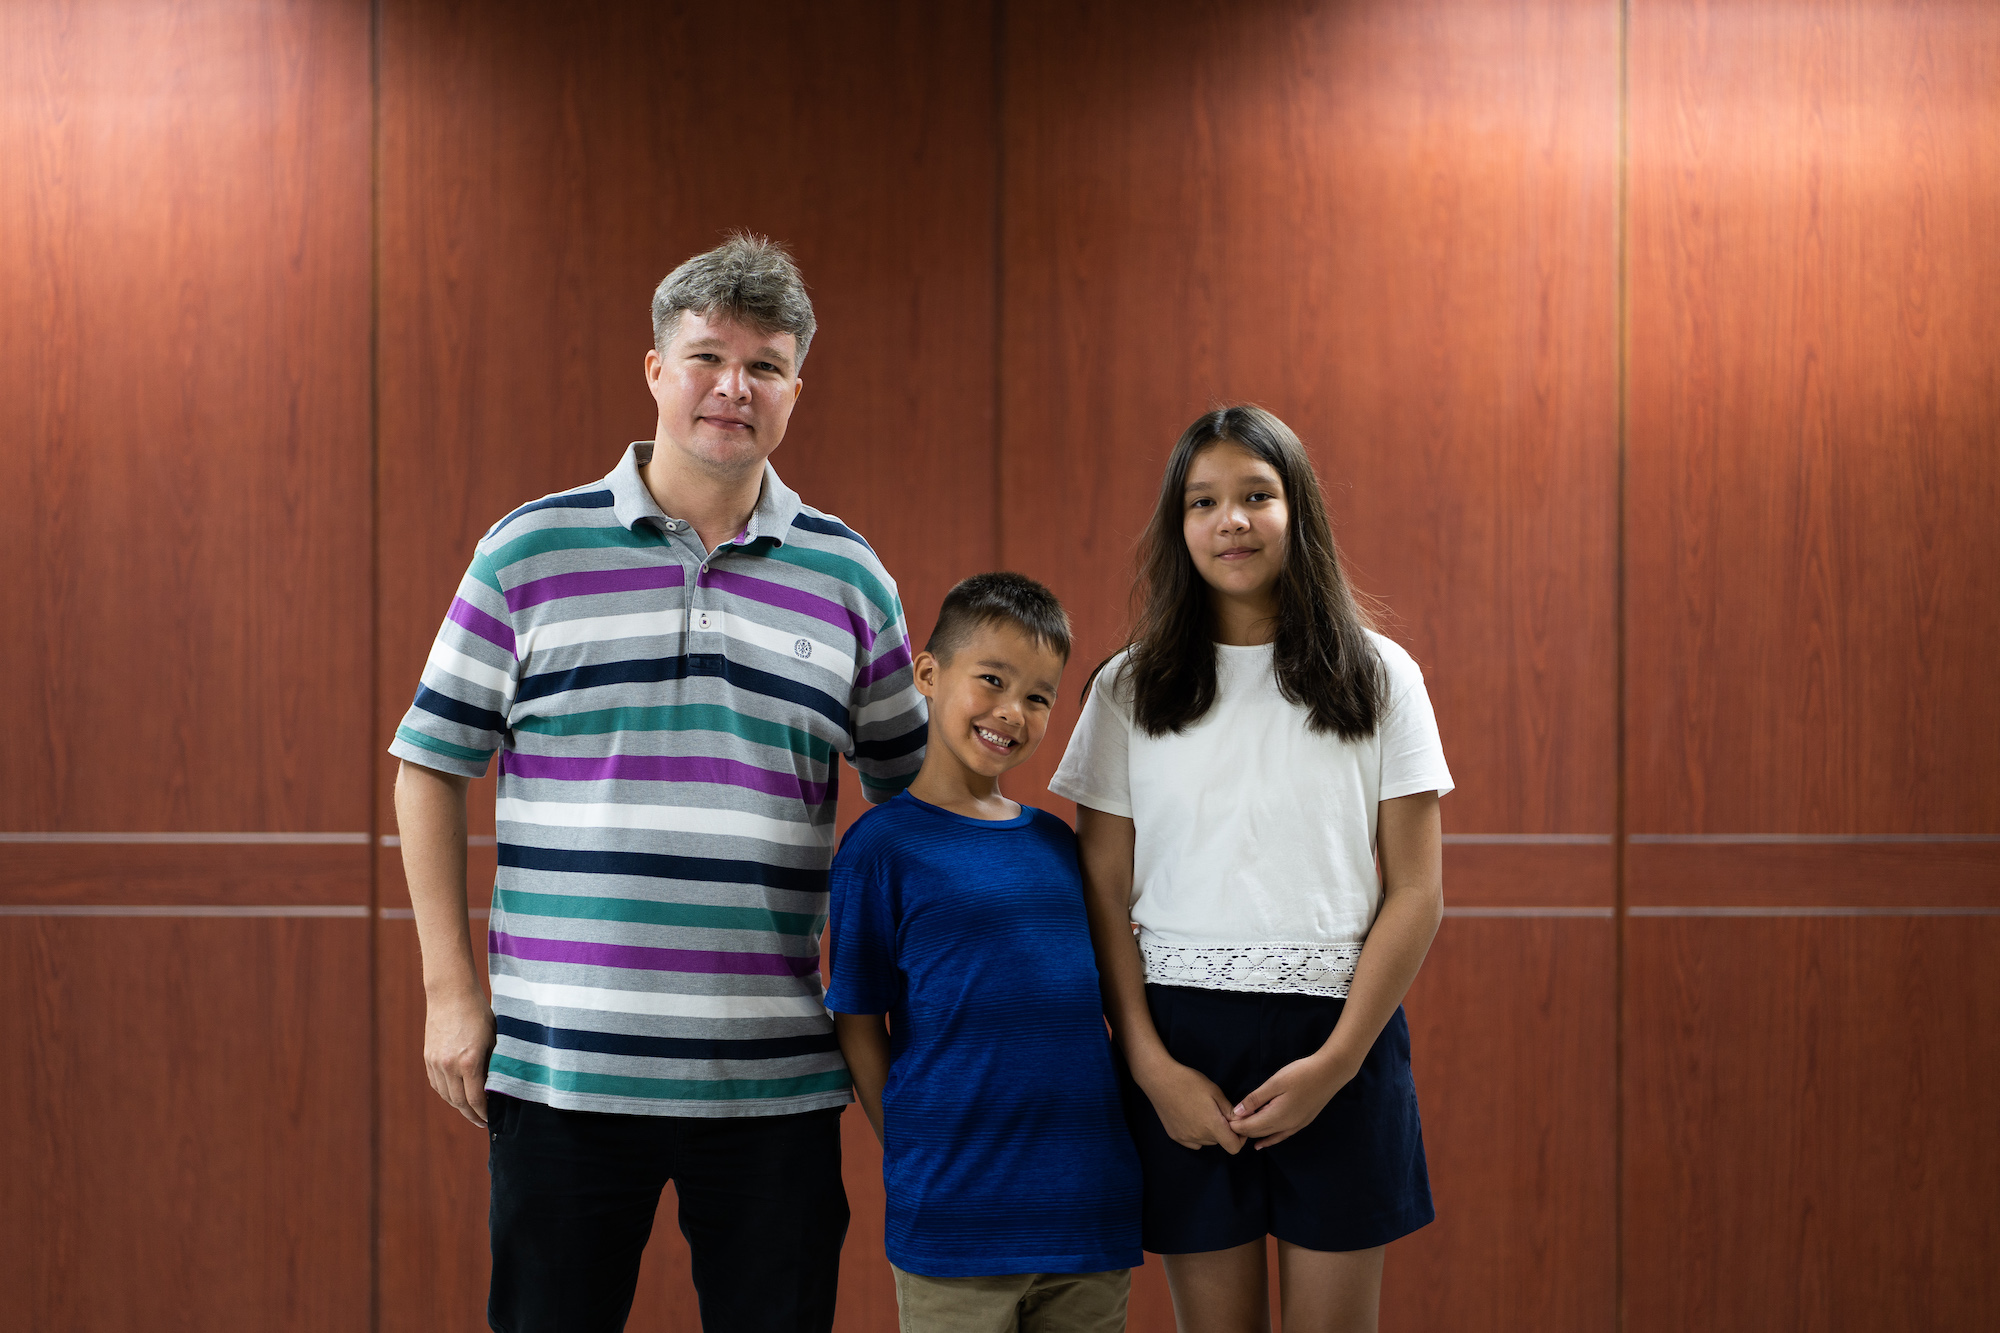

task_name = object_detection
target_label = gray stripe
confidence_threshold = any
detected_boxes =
[0,832,370,845]
[1629,906,2000,917]
[1628,834,2000,844]
[380,908,490,920]
[379,835,498,847]
[1444,906,1614,917]
[0,905,369,917]
[1442,834,1612,845]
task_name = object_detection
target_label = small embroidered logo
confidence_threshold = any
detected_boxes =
[794,639,813,659]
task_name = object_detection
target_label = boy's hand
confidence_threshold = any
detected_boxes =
[1136,1058,1246,1154]
[1226,1052,1355,1149]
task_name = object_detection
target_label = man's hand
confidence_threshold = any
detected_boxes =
[424,987,497,1128]
[1135,1055,1246,1154]
[1226,1051,1355,1149]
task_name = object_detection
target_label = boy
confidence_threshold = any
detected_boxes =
[826,573,1143,1333]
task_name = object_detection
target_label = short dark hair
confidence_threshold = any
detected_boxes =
[925,572,1072,664]
[651,232,816,367]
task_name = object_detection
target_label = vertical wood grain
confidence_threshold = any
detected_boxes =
[1626,0,2000,834]
[0,0,373,834]
[1001,0,1620,841]
[374,3,999,1324]
[0,919,373,1331]
[1624,917,2000,1330]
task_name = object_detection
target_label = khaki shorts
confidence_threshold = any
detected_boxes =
[890,1264,1130,1333]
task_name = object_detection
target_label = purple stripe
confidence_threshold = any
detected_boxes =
[508,564,686,613]
[491,930,819,978]
[856,638,913,688]
[701,568,873,650]
[502,752,829,805]
[448,597,515,655]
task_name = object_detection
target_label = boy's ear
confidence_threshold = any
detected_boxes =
[912,650,939,699]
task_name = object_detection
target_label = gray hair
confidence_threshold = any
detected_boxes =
[650,232,816,369]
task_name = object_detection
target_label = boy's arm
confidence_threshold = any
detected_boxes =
[834,1012,892,1145]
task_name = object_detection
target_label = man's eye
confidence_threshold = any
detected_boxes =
[754,362,780,373]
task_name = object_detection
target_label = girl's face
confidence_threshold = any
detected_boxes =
[1182,441,1289,604]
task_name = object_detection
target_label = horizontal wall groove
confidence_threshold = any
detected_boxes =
[377,835,495,847]
[0,905,372,917]
[1443,834,1614,845]
[1628,834,2000,844]
[1630,906,2000,918]
[0,832,371,845]
[1445,906,1615,918]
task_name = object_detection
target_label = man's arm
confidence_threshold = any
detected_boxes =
[834,1012,891,1145]
[394,758,495,1128]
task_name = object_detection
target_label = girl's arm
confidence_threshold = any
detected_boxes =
[1227,789,1444,1148]
[834,1012,892,1146]
[1077,806,1244,1155]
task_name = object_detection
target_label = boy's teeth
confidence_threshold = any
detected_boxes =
[976,727,1012,747]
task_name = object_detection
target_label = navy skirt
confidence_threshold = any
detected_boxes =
[1118,984,1434,1255]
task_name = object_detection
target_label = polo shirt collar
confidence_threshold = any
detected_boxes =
[607,441,802,546]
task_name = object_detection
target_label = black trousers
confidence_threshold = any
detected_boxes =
[486,1093,850,1333]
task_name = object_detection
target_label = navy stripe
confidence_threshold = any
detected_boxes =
[496,1014,838,1062]
[500,841,829,894]
[853,721,928,762]
[790,513,872,550]
[413,684,507,734]
[488,488,617,536]
[515,652,850,731]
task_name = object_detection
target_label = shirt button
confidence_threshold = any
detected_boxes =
[697,613,711,630]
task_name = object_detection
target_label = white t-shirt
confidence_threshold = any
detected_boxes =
[1048,630,1452,998]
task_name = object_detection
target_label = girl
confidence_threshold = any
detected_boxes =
[1049,405,1450,1333]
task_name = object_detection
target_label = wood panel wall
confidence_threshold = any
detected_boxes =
[0,0,376,1329]
[6,1,1996,1330]
[1623,0,2000,1326]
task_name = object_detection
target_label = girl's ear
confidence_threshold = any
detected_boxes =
[912,650,939,699]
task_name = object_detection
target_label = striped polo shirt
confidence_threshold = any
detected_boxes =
[389,442,927,1117]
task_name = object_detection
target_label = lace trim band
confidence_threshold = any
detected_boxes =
[1139,939,1362,998]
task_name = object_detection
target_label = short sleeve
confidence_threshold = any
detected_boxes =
[1048,656,1135,819]
[1376,650,1454,801]
[387,552,519,778]
[846,578,927,805]
[824,841,901,1016]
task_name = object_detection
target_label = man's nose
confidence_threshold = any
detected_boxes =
[714,366,751,399]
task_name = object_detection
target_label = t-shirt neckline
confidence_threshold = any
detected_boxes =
[897,789,1037,829]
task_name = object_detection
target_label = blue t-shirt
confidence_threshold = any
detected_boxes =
[825,791,1143,1278]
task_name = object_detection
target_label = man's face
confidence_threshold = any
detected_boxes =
[644,308,804,479]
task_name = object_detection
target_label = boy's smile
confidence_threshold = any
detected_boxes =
[909,620,1067,819]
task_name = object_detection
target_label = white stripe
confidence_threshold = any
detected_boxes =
[517,610,685,658]
[1444,906,1614,917]
[490,971,827,1018]
[1442,834,1613,846]
[854,690,921,728]
[704,611,854,683]
[496,798,832,848]
[428,639,513,695]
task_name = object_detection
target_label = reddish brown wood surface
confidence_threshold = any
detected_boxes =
[1624,917,2000,1330]
[0,918,372,1331]
[1627,841,2000,909]
[999,0,1620,840]
[1625,0,2000,835]
[1444,842,1615,908]
[1392,917,1617,1332]
[0,843,370,907]
[0,0,374,835]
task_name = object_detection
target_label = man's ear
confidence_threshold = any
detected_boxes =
[911,650,938,698]
[644,348,662,387]
[792,377,805,403]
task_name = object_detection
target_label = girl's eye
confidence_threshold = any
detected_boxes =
[1248,491,1274,503]
[1188,497,1213,509]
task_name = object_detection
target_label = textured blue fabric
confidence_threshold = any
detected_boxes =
[826,791,1144,1278]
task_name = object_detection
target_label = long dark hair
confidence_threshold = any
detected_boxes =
[1117,404,1385,740]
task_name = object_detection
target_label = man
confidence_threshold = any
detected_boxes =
[391,234,927,1333]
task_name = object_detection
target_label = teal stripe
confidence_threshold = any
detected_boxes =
[490,524,656,572]
[496,886,820,936]
[468,548,504,593]
[764,545,897,622]
[514,704,833,763]
[859,768,918,797]
[396,725,492,765]
[491,1054,850,1102]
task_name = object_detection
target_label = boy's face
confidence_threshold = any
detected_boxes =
[913,621,1066,784]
